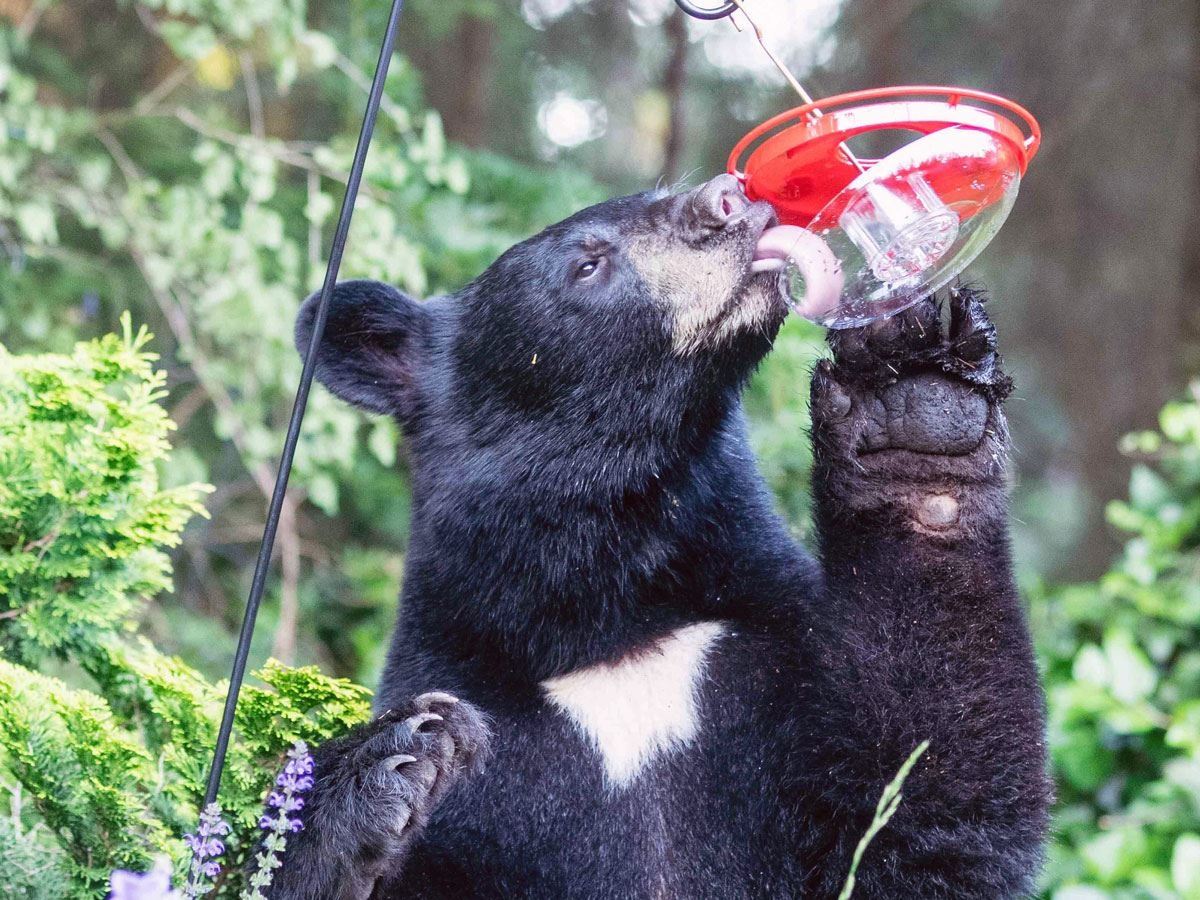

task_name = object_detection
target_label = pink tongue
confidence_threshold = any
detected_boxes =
[753,225,845,320]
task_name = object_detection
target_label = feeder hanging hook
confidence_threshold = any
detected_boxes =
[673,0,737,20]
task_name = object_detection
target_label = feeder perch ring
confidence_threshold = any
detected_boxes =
[729,85,1041,227]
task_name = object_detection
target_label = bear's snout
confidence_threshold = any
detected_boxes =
[683,173,750,232]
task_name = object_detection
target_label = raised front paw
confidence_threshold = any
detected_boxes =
[263,692,489,900]
[810,287,1012,533]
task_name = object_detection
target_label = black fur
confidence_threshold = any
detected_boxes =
[267,177,1050,898]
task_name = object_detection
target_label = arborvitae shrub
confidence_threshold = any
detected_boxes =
[0,321,370,897]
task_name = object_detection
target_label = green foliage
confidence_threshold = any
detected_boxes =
[0,0,596,509]
[0,659,169,889]
[1035,381,1200,899]
[0,329,369,897]
[0,804,70,900]
[745,315,827,536]
[0,315,206,663]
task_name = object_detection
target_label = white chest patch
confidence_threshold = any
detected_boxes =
[540,621,725,788]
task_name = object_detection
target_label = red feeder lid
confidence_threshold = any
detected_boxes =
[728,85,1041,227]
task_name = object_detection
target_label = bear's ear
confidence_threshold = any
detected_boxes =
[295,280,429,418]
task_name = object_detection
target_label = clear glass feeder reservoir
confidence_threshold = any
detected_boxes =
[797,127,1021,328]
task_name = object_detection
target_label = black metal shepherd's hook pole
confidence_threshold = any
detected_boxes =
[199,0,407,813]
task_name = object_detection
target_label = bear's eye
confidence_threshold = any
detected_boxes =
[575,258,602,281]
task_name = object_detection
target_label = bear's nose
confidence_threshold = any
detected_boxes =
[686,174,749,231]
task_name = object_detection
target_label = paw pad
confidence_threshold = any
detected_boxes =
[916,494,960,529]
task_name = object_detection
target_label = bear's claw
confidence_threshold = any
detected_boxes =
[825,287,1011,398]
[261,692,489,899]
[398,711,444,734]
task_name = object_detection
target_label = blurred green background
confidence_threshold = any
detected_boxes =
[1,0,1199,895]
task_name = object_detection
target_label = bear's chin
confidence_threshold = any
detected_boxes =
[704,270,790,354]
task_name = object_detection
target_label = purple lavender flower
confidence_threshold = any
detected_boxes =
[109,858,180,900]
[244,740,315,900]
[183,802,230,897]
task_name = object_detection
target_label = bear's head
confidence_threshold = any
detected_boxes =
[297,174,787,488]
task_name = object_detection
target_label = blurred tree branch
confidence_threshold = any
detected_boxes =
[661,10,689,182]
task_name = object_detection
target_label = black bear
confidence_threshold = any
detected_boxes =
[269,174,1051,899]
